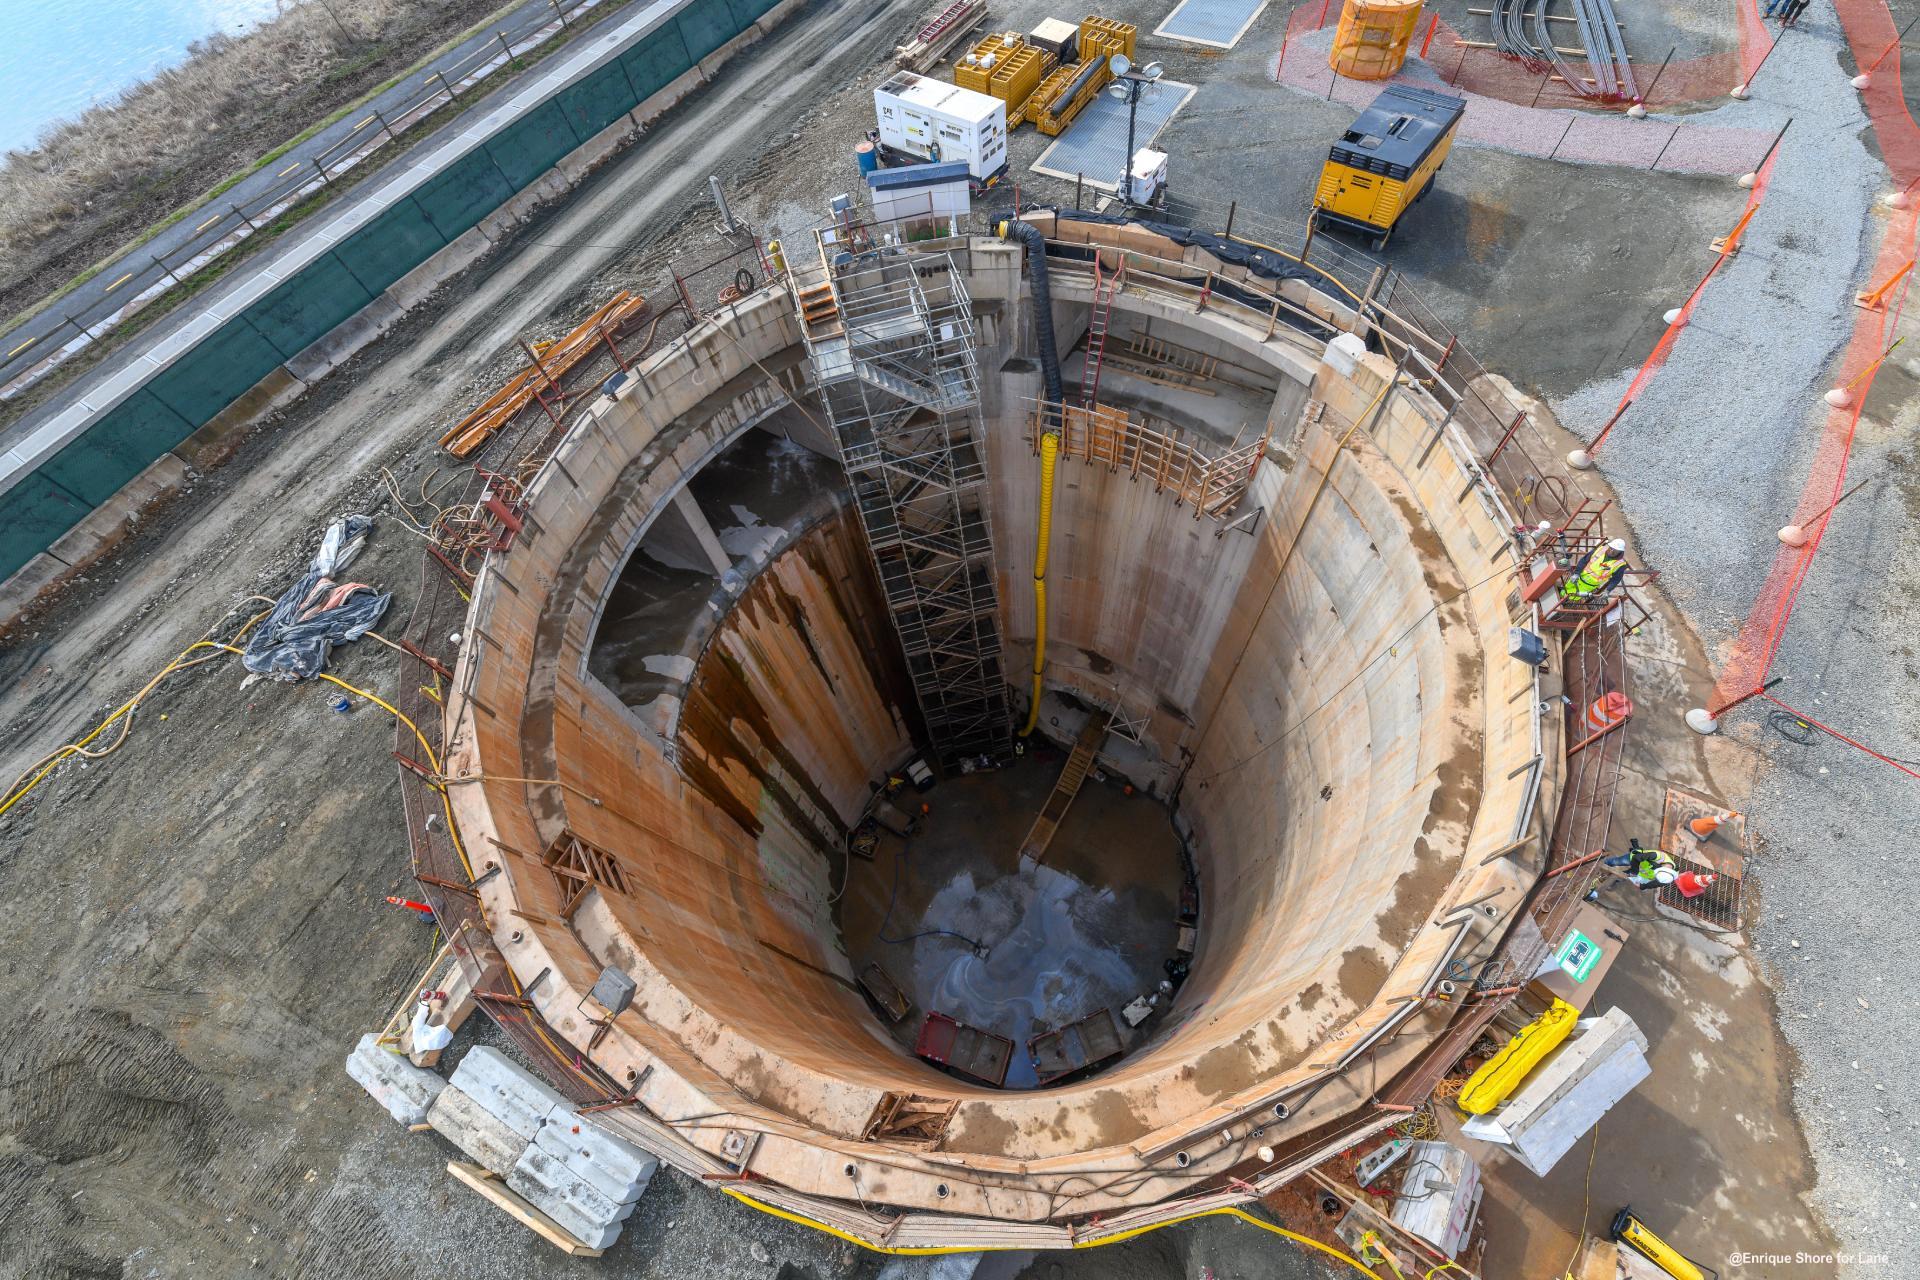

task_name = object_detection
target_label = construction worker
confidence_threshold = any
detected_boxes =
[1601,839,1678,891]
[1560,538,1628,605]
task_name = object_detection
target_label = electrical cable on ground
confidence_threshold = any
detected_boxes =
[0,606,270,822]
[720,1190,1386,1275]
[873,843,987,951]
[1560,1118,1600,1280]
[1756,690,1920,781]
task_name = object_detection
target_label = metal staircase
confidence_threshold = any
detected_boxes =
[791,245,1010,762]
[1018,709,1112,863]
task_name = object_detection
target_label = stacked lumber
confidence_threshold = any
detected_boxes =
[441,292,648,458]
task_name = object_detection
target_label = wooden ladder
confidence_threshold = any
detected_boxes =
[1018,709,1112,864]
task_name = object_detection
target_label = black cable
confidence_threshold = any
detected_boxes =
[1766,708,1817,745]
[875,843,985,951]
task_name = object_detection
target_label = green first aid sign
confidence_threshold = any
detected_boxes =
[1555,929,1602,982]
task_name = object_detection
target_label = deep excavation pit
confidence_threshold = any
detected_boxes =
[441,219,1546,1245]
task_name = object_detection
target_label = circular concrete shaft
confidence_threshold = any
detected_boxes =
[439,230,1543,1241]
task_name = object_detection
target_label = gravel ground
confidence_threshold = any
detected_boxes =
[1551,12,1920,1272]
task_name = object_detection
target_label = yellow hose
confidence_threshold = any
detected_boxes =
[1458,997,1577,1115]
[1019,430,1059,736]
[721,1190,1382,1274]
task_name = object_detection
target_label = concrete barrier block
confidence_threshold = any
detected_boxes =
[479,170,571,245]
[507,1144,625,1250]
[533,1113,659,1205]
[385,227,491,312]
[557,114,640,186]
[285,295,405,383]
[172,366,308,471]
[448,1045,573,1141]
[345,1032,445,1126]
[428,1084,529,1177]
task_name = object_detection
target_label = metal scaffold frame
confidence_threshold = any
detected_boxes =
[791,235,1010,762]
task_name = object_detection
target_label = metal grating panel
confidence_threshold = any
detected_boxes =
[1154,0,1269,49]
[1029,82,1196,191]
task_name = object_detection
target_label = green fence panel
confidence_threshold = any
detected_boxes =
[332,200,451,296]
[245,252,378,360]
[0,473,92,583]
[411,147,517,239]
[621,24,694,101]
[39,390,196,506]
[146,320,286,426]
[485,99,582,191]
[729,0,777,26]
[675,0,738,64]
[557,60,637,139]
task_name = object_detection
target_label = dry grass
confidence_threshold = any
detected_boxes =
[0,0,490,302]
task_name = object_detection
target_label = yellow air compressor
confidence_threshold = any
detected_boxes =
[1610,1207,1711,1280]
[1311,83,1464,251]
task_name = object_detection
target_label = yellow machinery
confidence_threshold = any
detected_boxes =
[1610,1208,1709,1280]
[1328,0,1423,81]
[955,32,1055,125]
[1027,17,1137,136]
[1311,83,1464,251]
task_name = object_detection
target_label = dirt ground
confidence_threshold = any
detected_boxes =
[0,0,1857,1274]
[0,0,518,325]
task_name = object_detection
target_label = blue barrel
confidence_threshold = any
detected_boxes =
[856,140,878,174]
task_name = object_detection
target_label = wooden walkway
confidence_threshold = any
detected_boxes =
[1018,710,1111,863]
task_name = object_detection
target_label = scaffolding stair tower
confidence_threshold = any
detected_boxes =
[791,246,1011,762]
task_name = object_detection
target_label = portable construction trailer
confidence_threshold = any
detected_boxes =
[1311,83,1465,250]
[874,71,1009,186]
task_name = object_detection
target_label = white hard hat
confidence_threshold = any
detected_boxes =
[1653,867,1678,885]
[1608,538,1626,553]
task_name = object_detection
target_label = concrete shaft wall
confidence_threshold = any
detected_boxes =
[442,233,1545,1229]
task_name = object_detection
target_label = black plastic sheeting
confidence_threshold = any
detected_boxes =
[1036,208,1343,344]
[242,515,392,681]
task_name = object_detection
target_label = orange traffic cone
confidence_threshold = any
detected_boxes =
[1675,870,1716,898]
[1688,810,1738,840]
[1586,692,1633,732]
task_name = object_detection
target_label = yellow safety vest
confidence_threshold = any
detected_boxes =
[1561,549,1624,601]
[1632,849,1677,883]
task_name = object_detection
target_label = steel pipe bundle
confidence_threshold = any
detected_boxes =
[1487,0,1634,100]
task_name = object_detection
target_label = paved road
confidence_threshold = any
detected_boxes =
[0,0,622,399]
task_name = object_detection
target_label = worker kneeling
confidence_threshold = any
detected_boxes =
[1560,538,1627,605]
[1598,839,1677,893]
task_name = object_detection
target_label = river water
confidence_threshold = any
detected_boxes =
[0,0,281,154]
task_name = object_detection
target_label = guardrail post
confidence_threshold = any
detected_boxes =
[1485,409,1527,466]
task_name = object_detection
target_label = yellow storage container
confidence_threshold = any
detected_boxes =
[1079,15,1137,61]
[955,32,1025,95]
[990,44,1051,121]
[1328,0,1423,82]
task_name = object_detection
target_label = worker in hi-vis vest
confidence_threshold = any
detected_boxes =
[1559,538,1627,604]
[1601,839,1678,891]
